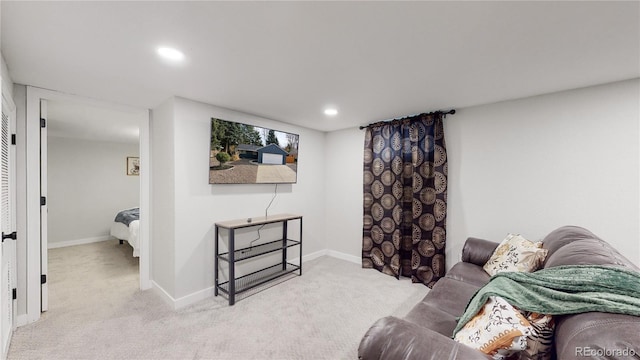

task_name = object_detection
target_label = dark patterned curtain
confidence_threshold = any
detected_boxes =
[362,113,447,288]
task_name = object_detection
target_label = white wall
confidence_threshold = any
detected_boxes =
[172,97,326,300]
[150,96,327,303]
[445,79,639,265]
[325,127,363,259]
[324,79,640,269]
[47,136,139,246]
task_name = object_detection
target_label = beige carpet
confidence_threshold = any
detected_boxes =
[8,240,428,359]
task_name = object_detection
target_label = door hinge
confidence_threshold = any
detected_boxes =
[41,274,47,284]
[1,231,16,242]
[11,134,16,145]
[12,288,16,300]
[40,196,46,206]
[40,118,46,128]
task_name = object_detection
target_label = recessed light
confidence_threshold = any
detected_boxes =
[324,108,338,116]
[157,47,185,62]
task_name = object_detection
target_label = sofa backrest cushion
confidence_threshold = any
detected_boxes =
[539,226,640,360]
[541,226,639,270]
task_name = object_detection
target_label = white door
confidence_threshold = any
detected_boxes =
[1,91,17,358]
[40,100,48,312]
[262,153,283,165]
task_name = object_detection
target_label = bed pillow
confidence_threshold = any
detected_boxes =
[454,296,530,358]
[483,234,548,276]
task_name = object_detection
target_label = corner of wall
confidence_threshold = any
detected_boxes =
[151,281,179,310]
[149,97,177,297]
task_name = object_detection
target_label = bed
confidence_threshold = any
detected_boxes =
[110,207,140,257]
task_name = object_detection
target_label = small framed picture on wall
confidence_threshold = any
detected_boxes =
[127,157,140,176]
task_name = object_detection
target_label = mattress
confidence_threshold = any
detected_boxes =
[110,208,140,257]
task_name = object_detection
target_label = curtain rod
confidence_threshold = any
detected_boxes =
[359,109,456,130]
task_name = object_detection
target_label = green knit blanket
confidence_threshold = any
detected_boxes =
[452,265,640,337]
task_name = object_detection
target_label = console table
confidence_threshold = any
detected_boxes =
[214,213,302,305]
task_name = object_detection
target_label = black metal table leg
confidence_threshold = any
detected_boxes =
[229,229,235,305]
[282,221,288,271]
[214,225,219,296]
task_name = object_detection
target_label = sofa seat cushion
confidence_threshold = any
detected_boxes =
[424,277,481,317]
[447,262,491,287]
[404,302,458,337]
[358,316,492,360]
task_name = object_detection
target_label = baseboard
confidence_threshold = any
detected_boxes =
[170,252,327,310]
[151,281,216,310]
[326,250,361,265]
[15,314,29,327]
[174,286,216,310]
[151,281,178,310]
[48,235,113,249]
[288,249,328,265]
[151,249,361,310]
[290,249,360,265]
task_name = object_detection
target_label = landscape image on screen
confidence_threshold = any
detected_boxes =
[209,118,299,184]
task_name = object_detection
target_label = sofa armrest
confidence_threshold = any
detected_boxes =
[358,316,491,360]
[461,237,500,267]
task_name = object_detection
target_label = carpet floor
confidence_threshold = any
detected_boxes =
[8,239,429,359]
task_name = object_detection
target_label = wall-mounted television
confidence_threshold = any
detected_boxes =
[209,118,299,184]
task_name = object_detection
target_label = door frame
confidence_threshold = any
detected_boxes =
[39,100,48,313]
[22,86,151,324]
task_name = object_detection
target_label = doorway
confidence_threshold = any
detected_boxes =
[46,99,142,313]
[20,86,150,324]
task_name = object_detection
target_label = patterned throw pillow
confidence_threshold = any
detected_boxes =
[483,234,548,276]
[454,296,556,360]
[454,296,530,358]
[519,312,555,360]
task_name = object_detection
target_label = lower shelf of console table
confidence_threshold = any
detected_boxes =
[217,263,300,296]
[214,214,302,305]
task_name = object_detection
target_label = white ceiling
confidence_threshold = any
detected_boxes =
[2,1,639,133]
[47,100,141,144]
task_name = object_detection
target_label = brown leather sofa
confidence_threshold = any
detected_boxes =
[358,226,640,360]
